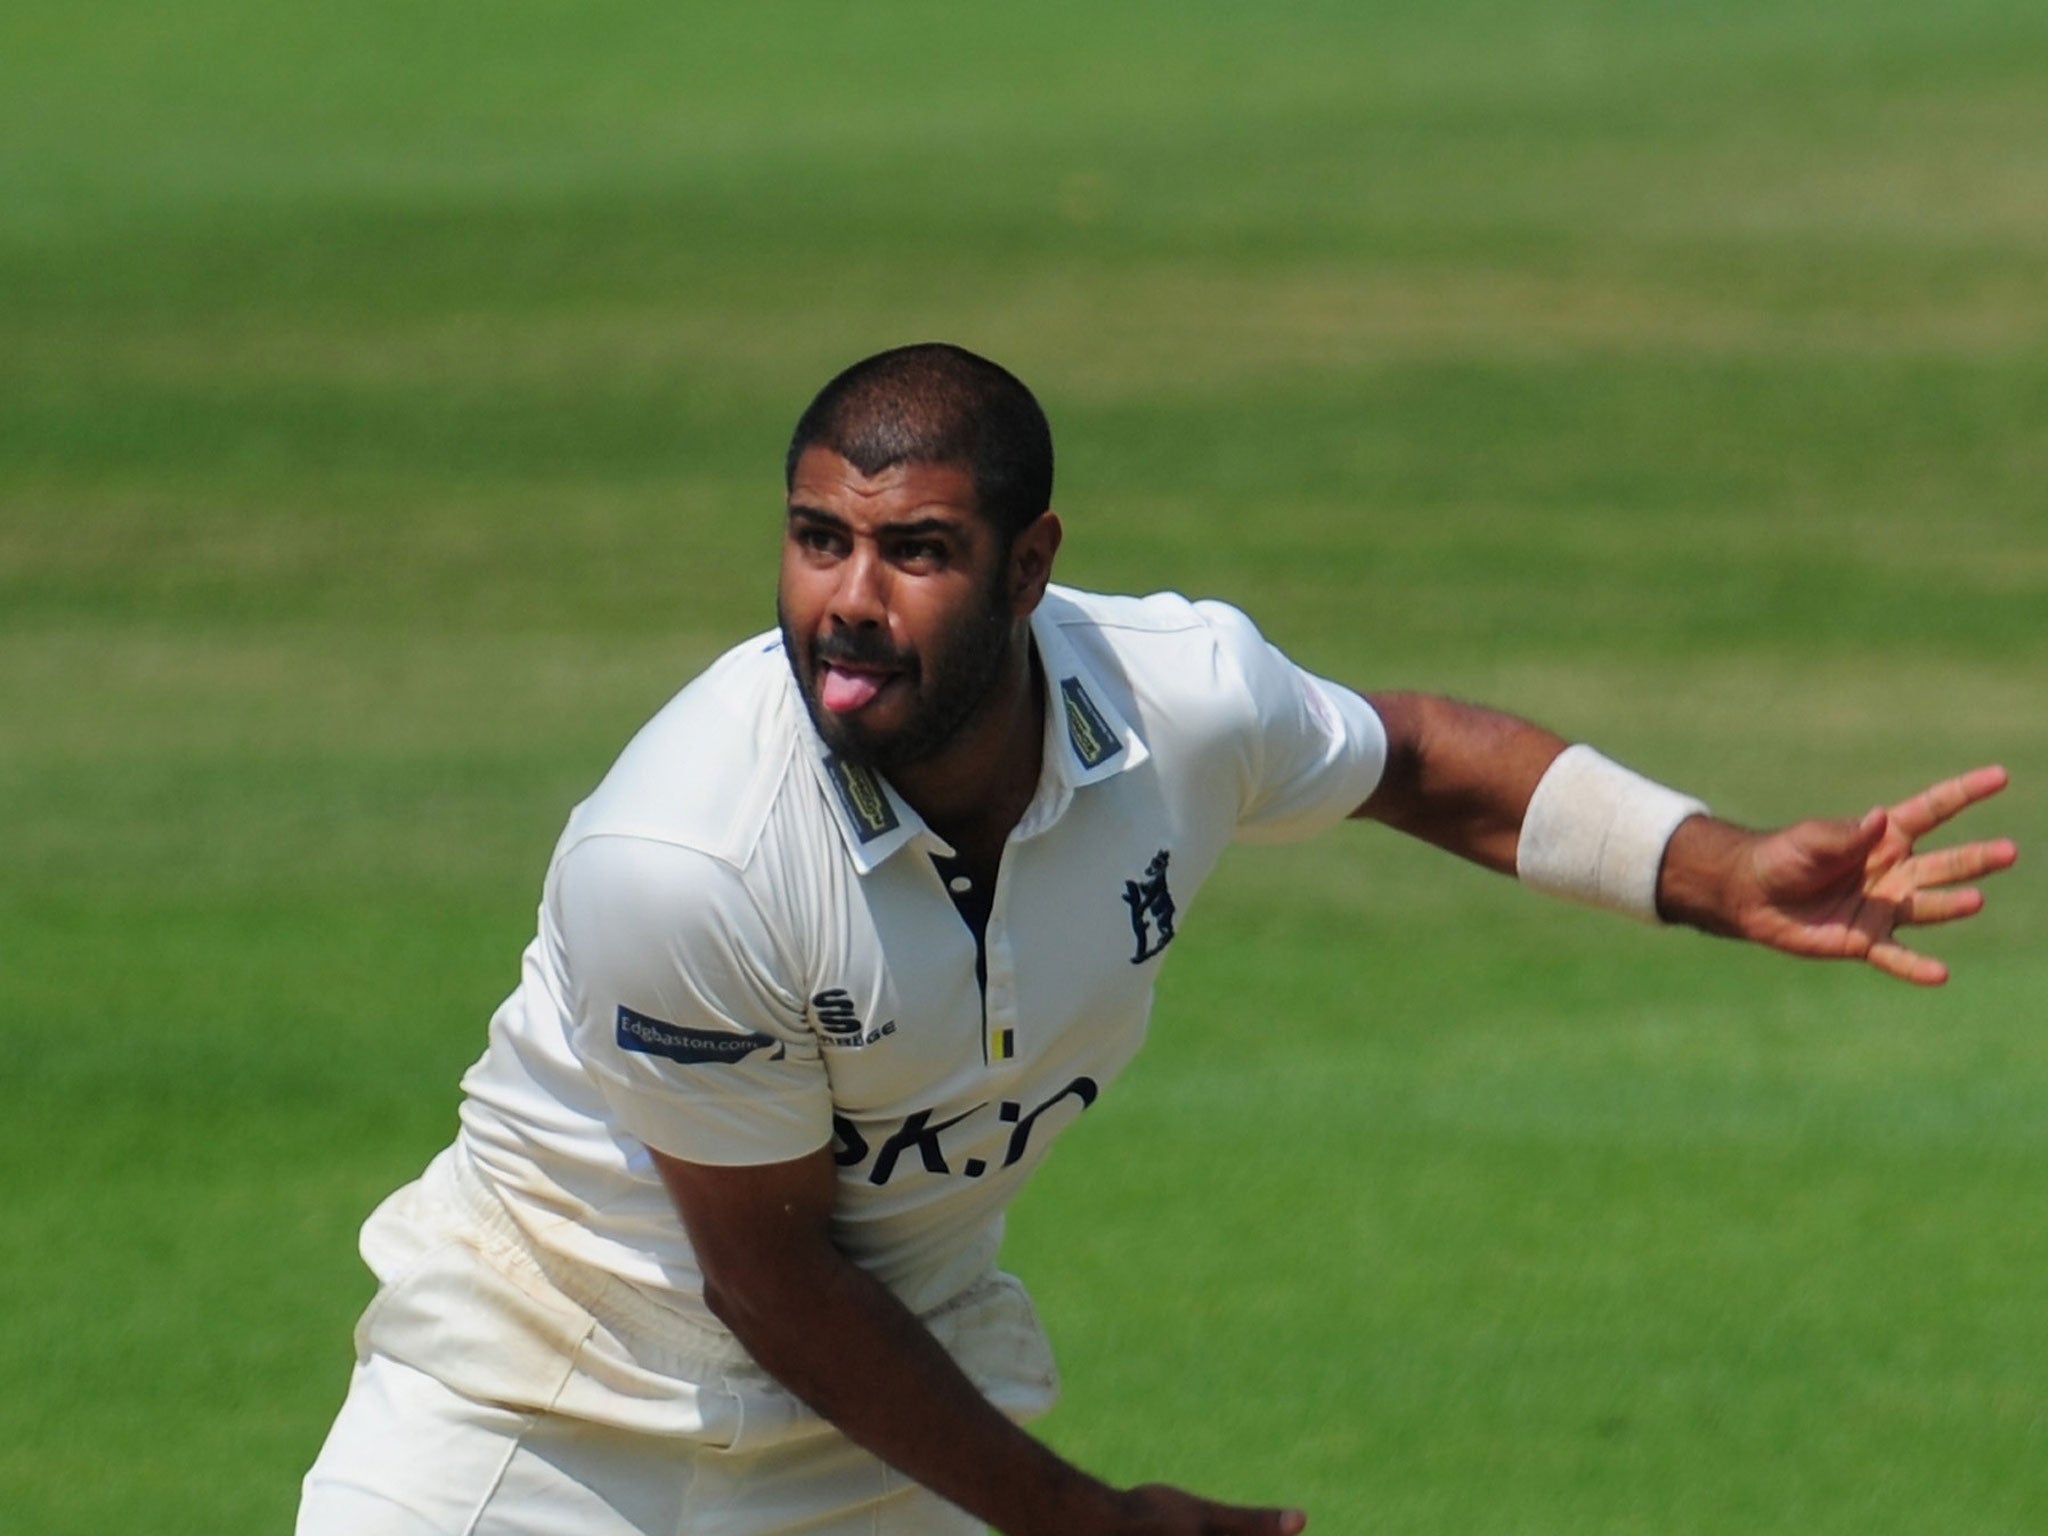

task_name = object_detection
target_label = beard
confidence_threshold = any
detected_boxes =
[779,569,1017,775]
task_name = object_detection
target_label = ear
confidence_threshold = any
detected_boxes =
[1007,511,1063,616]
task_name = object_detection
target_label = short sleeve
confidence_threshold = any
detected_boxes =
[1194,600,1389,844]
[549,833,832,1167]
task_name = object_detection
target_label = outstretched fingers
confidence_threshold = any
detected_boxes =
[1902,836,2020,887]
[1867,940,1949,988]
[1900,885,1987,926]
[1754,768,2015,986]
[1888,764,2010,841]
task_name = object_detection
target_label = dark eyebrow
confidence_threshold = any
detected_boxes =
[878,518,961,540]
[785,507,962,540]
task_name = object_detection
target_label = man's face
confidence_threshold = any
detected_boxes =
[778,448,1019,774]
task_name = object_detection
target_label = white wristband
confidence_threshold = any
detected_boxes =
[1515,745,1708,923]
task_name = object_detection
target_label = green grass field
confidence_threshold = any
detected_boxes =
[3,2,2044,1530]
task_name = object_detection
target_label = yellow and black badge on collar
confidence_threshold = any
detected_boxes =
[825,755,900,843]
[1059,677,1121,770]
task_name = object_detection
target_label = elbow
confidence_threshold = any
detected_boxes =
[697,1249,780,1343]
[699,1269,745,1333]
[1356,690,1427,826]
[695,1230,839,1348]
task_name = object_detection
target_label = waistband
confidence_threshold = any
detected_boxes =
[442,1145,1007,1376]
[445,1145,762,1372]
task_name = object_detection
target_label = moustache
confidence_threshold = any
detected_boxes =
[813,631,917,676]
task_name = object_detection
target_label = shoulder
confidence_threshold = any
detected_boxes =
[548,829,797,1003]
[562,631,803,871]
[1042,584,1274,658]
[1039,585,1386,840]
[543,632,839,983]
[1038,585,1274,726]
[1039,584,1226,640]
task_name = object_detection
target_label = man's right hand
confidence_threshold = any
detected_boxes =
[1111,1483,1308,1535]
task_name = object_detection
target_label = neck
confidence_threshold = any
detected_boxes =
[890,626,1044,869]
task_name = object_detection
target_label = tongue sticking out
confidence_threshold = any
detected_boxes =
[821,665,886,714]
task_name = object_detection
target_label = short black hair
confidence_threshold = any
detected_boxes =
[784,343,1054,541]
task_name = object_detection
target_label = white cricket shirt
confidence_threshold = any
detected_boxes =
[456,586,1387,1325]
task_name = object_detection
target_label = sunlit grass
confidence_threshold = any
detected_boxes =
[2,1,2043,1530]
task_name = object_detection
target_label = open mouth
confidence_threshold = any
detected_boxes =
[818,662,900,715]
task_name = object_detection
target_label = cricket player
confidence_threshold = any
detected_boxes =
[297,343,2016,1536]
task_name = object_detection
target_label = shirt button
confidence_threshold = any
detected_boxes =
[948,876,972,894]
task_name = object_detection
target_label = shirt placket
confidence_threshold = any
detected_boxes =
[982,852,1021,1067]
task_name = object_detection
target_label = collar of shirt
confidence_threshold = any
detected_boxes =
[790,601,1151,874]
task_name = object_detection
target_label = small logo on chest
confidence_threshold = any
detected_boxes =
[1122,848,1176,963]
[811,987,898,1050]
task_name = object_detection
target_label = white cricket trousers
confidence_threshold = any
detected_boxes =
[292,1148,1054,1535]
[296,1351,981,1536]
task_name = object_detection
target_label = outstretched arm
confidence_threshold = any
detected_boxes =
[1352,692,1568,873]
[1354,692,2017,985]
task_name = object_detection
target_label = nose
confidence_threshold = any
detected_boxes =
[826,540,888,632]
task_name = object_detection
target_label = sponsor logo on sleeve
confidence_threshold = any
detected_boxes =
[1059,677,1122,770]
[823,755,900,842]
[615,1005,787,1065]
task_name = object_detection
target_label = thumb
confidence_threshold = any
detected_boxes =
[1797,806,1888,870]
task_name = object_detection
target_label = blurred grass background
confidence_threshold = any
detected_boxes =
[2,1,2043,1531]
